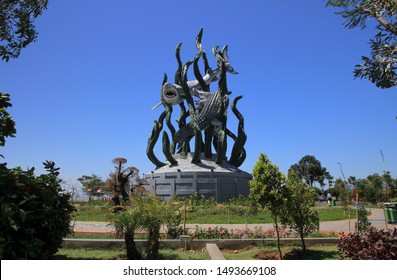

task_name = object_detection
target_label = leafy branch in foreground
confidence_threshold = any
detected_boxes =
[326,0,397,89]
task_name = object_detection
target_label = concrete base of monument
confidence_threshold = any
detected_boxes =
[143,153,252,202]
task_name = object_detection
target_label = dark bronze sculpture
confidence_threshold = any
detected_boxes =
[147,29,247,169]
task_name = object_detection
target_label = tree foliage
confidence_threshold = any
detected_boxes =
[352,172,397,203]
[250,153,286,259]
[334,178,352,209]
[0,93,16,149]
[112,195,144,260]
[0,94,75,259]
[326,0,397,89]
[281,169,319,251]
[113,194,179,260]
[77,174,107,200]
[0,0,48,61]
[0,161,75,259]
[290,155,332,191]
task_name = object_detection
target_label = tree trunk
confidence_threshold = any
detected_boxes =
[274,216,283,260]
[120,183,130,202]
[125,228,142,260]
[146,225,161,260]
[300,232,306,252]
[112,194,121,212]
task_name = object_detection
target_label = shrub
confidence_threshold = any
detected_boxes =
[355,206,372,233]
[191,226,231,239]
[0,161,76,259]
[190,226,292,240]
[165,199,183,239]
[338,229,397,260]
[112,194,181,259]
[112,200,144,259]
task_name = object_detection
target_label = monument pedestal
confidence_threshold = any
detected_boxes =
[143,154,252,202]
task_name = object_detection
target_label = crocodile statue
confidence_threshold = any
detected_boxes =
[174,89,228,144]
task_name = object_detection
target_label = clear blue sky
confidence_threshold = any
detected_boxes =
[2,0,396,185]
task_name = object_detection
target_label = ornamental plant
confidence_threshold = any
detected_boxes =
[190,226,231,239]
[0,161,76,259]
[338,229,397,260]
[189,226,292,240]
[113,194,180,260]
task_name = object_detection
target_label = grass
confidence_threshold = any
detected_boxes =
[73,203,113,222]
[66,233,157,239]
[73,201,358,224]
[318,207,357,221]
[66,233,116,239]
[54,245,210,260]
[53,244,338,260]
[222,245,339,260]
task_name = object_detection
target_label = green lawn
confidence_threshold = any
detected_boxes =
[54,244,338,260]
[73,201,357,224]
[222,245,339,260]
[73,204,113,222]
[55,246,210,260]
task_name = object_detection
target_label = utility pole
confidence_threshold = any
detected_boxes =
[338,162,346,182]
[380,149,388,200]
[338,162,351,232]
[380,149,389,230]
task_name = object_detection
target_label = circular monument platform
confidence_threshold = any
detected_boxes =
[143,153,252,202]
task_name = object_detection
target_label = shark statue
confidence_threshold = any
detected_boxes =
[151,45,237,110]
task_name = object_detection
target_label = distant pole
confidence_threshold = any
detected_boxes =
[356,191,359,232]
[348,209,351,233]
[380,149,388,200]
[338,162,351,231]
[183,199,187,235]
[338,162,346,182]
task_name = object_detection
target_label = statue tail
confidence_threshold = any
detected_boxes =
[175,124,194,144]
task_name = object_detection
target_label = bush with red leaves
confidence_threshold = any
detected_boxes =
[338,229,397,260]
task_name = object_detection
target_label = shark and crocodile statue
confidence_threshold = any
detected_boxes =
[147,30,247,168]
[174,88,227,144]
[151,45,237,144]
[151,45,238,110]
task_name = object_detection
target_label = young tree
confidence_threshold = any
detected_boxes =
[112,195,144,260]
[112,194,177,260]
[250,153,286,259]
[281,169,319,252]
[141,194,169,260]
[326,0,397,89]
[0,0,48,61]
[107,157,139,208]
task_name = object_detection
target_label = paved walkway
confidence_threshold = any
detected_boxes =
[71,207,397,235]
